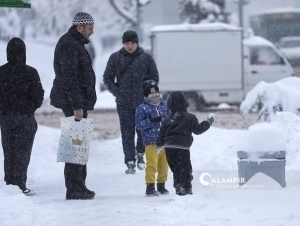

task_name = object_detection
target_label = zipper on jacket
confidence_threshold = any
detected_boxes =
[155,107,161,126]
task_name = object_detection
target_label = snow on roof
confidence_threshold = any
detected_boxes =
[243,36,274,47]
[151,22,241,33]
[280,36,300,42]
[251,7,300,16]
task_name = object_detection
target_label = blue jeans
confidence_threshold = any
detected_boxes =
[117,104,144,164]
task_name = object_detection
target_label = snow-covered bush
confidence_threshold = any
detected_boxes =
[240,77,300,122]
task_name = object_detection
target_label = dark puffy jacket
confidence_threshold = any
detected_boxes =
[156,91,210,150]
[135,99,169,145]
[0,37,44,115]
[103,47,159,109]
[50,26,96,110]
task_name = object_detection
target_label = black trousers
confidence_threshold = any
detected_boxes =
[117,104,144,164]
[62,109,88,193]
[165,148,192,190]
[0,114,37,190]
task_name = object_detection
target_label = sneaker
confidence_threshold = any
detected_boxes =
[125,161,136,174]
[157,183,169,195]
[145,183,159,197]
[66,191,94,200]
[137,153,145,170]
[22,189,36,196]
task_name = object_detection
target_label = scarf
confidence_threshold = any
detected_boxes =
[146,94,162,107]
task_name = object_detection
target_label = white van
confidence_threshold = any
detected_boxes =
[243,36,294,93]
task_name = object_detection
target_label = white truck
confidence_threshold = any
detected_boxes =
[150,23,294,110]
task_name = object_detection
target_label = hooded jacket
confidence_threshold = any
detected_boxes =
[50,26,97,110]
[0,37,44,115]
[156,91,210,150]
[135,98,169,145]
[103,46,159,109]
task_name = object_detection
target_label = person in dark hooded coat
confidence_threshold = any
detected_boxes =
[0,37,44,196]
[156,91,215,196]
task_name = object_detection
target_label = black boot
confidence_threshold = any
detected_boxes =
[157,183,169,195]
[66,191,94,200]
[145,183,159,197]
[187,173,193,195]
[185,184,193,195]
[85,188,96,196]
[175,185,187,196]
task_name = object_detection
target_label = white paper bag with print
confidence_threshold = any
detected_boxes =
[57,117,94,165]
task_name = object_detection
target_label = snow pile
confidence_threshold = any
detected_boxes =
[237,123,285,156]
[271,112,300,170]
[240,77,300,122]
[236,112,300,166]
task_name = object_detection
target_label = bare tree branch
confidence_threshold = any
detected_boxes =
[109,0,136,27]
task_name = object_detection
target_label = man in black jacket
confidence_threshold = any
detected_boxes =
[50,12,97,200]
[0,37,44,196]
[103,30,159,174]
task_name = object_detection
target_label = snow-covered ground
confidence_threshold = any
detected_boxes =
[1,40,300,226]
[1,112,300,226]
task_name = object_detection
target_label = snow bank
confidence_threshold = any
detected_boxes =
[237,123,286,153]
[240,77,300,122]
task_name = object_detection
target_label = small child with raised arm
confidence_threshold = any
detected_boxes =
[135,80,170,197]
[156,91,215,196]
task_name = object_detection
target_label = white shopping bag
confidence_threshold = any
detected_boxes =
[57,117,94,165]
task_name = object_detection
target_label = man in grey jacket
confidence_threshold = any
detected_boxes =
[103,30,159,174]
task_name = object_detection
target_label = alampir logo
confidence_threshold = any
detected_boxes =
[199,172,245,186]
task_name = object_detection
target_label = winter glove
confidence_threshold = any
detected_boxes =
[156,146,165,154]
[207,113,215,125]
[149,116,162,123]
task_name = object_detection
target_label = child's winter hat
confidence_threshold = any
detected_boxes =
[167,91,189,112]
[72,12,94,25]
[142,80,159,97]
[122,30,139,44]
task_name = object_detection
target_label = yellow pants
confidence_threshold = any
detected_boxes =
[145,144,168,185]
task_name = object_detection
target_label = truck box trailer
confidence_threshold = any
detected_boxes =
[150,23,293,110]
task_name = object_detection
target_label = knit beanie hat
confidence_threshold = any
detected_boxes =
[72,12,94,25]
[142,80,159,97]
[122,30,139,44]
